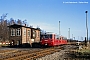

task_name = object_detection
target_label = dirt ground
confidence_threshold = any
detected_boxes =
[0,45,90,60]
[59,45,90,60]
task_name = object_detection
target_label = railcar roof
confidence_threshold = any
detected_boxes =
[41,33,57,35]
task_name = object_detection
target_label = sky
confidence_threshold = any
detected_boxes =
[0,0,90,41]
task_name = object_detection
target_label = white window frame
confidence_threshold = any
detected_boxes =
[33,30,36,38]
[16,28,21,36]
[28,30,30,36]
[11,29,15,36]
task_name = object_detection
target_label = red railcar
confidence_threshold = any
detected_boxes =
[40,33,67,47]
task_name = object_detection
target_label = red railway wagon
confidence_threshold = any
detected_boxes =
[40,33,67,47]
[59,36,67,45]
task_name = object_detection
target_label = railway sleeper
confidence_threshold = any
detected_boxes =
[38,51,56,59]
[6,52,45,60]
[5,53,35,60]
[4,54,23,60]
[3,52,50,59]
[5,48,58,60]
[25,51,56,60]
[33,51,56,58]
[3,51,30,59]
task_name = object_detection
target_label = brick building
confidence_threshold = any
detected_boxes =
[8,24,40,47]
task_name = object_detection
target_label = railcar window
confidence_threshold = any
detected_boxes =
[63,37,67,40]
[44,35,48,38]
[41,34,52,39]
[55,35,60,39]
[49,35,52,38]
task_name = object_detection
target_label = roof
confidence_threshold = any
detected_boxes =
[46,32,56,34]
[41,32,56,35]
[7,24,25,28]
[7,24,41,31]
[35,28,41,31]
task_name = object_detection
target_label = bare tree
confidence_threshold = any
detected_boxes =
[0,13,28,42]
[0,13,9,42]
[10,18,15,25]
[23,19,27,24]
[17,19,22,25]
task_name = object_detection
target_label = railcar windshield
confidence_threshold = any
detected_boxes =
[41,34,52,39]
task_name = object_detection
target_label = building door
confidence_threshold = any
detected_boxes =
[11,40,14,46]
[17,40,20,46]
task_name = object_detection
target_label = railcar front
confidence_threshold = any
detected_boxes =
[40,34,54,47]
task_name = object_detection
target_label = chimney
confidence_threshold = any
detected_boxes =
[25,24,26,27]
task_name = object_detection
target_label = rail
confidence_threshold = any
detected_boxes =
[0,47,62,60]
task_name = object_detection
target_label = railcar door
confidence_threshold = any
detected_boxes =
[54,35,60,45]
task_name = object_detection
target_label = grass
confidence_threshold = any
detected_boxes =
[77,45,90,54]
[0,44,9,47]
[70,45,90,54]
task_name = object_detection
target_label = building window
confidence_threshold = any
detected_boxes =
[28,30,30,36]
[17,40,20,45]
[24,28,26,36]
[16,28,21,36]
[11,29,15,36]
[32,30,36,38]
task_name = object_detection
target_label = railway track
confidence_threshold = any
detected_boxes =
[0,50,15,54]
[0,49,43,60]
[0,46,62,60]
